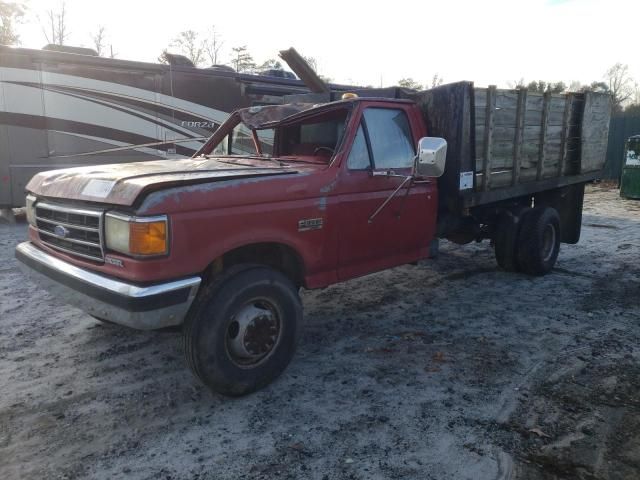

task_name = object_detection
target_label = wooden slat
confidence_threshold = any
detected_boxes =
[481,85,496,191]
[537,91,551,180]
[476,125,563,143]
[557,93,573,176]
[512,89,527,185]
[475,107,564,127]
[580,92,612,173]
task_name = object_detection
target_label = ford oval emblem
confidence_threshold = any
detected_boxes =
[54,225,70,238]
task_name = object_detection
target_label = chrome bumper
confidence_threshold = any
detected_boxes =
[15,242,201,330]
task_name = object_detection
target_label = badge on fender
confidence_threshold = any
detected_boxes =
[105,256,124,267]
[298,218,323,232]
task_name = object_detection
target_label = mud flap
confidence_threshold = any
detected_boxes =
[534,183,585,244]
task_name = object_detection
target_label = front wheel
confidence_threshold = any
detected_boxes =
[183,266,303,396]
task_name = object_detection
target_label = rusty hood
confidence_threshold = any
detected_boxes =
[26,157,298,207]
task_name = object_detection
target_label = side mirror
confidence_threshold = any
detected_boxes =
[415,137,447,178]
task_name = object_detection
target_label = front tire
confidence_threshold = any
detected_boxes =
[183,266,302,396]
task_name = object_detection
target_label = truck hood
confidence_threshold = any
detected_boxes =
[26,157,299,207]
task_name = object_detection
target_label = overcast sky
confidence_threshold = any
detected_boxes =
[15,0,640,89]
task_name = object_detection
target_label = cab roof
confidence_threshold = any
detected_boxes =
[238,97,414,129]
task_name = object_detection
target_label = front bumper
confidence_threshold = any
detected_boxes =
[15,242,201,330]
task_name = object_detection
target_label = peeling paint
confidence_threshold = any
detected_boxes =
[320,179,337,194]
[139,172,312,212]
[27,156,300,207]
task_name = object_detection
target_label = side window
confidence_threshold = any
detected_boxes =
[347,124,371,170]
[230,124,257,155]
[363,108,414,169]
[256,129,275,156]
[211,127,274,156]
[212,135,229,155]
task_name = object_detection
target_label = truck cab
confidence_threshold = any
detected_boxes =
[16,96,446,395]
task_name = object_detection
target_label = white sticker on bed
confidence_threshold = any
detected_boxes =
[459,171,474,190]
[81,179,116,198]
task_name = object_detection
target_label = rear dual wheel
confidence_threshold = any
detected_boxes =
[517,207,561,276]
[494,206,561,276]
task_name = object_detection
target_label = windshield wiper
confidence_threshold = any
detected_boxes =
[200,154,288,167]
[245,155,288,166]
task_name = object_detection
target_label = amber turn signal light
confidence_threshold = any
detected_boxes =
[129,221,167,255]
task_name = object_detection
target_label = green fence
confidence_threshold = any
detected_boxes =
[603,114,640,181]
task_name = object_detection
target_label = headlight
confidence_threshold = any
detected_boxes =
[105,213,168,256]
[26,194,37,226]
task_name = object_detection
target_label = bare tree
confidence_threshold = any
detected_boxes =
[397,78,423,90]
[91,25,106,56]
[230,45,255,73]
[158,49,169,64]
[431,74,443,88]
[171,30,205,66]
[203,26,223,65]
[605,63,634,112]
[509,78,527,89]
[300,55,331,82]
[0,1,25,45]
[303,55,318,71]
[567,80,582,92]
[42,1,69,46]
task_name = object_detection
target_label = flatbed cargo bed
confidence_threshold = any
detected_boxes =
[410,82,611,215]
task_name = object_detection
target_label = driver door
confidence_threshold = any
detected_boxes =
[335,106,437,281]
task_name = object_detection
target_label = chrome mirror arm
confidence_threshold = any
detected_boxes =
[368,174,413,224]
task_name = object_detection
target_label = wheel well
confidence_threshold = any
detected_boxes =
[207,243,305,288]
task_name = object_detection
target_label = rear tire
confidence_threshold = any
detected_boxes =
[183,265,302,396]
[516,207,561,276]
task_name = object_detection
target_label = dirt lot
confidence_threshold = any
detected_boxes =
[1,185,639,480]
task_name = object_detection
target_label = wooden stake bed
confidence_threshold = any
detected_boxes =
[411,82,611,213]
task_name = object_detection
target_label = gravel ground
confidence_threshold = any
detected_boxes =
[1,185,639,480]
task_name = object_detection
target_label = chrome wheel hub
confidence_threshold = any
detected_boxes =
[227,302,280,365]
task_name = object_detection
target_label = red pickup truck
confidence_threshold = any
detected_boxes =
[15,83,611,395]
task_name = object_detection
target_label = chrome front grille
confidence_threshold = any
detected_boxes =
[35,202,105,262]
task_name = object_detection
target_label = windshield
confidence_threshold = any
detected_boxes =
[275,108,347,160]
[200,103,350,163]
[213,124,275,156]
